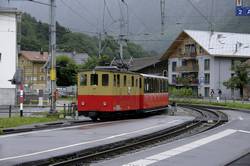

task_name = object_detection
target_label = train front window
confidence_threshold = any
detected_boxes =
[132,76,134,87]
[117,74,120,87]
[102,74,109,86]
[124,75,127,86]
[139,78,142,89]
[90,74,98,86]
[80,74,87,86]
[113,75,117,86]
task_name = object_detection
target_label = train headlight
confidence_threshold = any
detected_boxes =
[81,101,85,106]
[103,101,107,106]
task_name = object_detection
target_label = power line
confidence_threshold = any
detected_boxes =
[61,0,96,27]
[104,0,116,23]
[8,0,52,6]
[74,0,100,23]
[187,0,213,31]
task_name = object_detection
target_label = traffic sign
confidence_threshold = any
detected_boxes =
[236,7,250,16]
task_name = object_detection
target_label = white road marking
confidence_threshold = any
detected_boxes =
[0,121,117,138]
[238,130,250,134]
[0,121,180,161]
[238,116,244,120]
[123,129,237,166]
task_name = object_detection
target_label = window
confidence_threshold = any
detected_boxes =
[117,74,120,87]
[80,74,87,86]
[182,59,187,66]
[185,44,196,56]
[204,87,210,97]
[139,78,142,89]
[163,70,168,77]
[199,46,205,54]
[0,53,1,62]
[131,76,134,87]
[91,74,98,85]
[231,60,241,70]
[172,74,177,84]
[144,78,149,92]
[40,67,44,73]
[149,78,153,92]
[172,62,177,72]
[102,74,109,86]
[40,76,44,81]
[136,78,138,87]
[204,59,210,70]
[113,75,117,86]
[204,73,210,84]
[124,75,127,86]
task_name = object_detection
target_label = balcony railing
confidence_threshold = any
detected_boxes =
[172,77,199,86]
[176,64,199,72]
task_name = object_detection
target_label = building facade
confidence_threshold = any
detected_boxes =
[0,8,21,105]
[18,51,48,92]
[161,30,250,98]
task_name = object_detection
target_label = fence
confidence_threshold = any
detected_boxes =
[0,103,77,118]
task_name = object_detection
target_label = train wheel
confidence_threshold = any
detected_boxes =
[91,116,98,122]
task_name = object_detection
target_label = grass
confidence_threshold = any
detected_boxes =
[0,116,59,131]
[170,98,250,110]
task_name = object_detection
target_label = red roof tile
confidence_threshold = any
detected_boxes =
[20,51,49,62]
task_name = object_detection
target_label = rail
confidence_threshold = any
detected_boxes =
[22,106,228,166]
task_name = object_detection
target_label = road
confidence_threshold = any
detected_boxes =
[93,109,250,166]
[0,114,193,166]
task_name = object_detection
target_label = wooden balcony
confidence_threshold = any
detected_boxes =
[176,64,199,73]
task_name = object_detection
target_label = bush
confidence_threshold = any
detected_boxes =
[170,87,193,98]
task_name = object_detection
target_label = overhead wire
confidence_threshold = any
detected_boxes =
[60,0,96,27]
[187,0,213,30]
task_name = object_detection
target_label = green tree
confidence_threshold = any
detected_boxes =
[56,55,78,86]
[79,55,112,70]
[223,63,250,98]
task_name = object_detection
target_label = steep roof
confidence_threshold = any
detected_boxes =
[161,30,250,60]
[128,56,161,71]
[20,51,48,62]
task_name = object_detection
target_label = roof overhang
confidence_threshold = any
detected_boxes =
[0,8,22,15]
[160,31,189,61]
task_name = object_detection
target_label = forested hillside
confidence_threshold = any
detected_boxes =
[21,13,149,59]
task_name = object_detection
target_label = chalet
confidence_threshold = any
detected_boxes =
[161,30,250,98]
[18,51,48,92]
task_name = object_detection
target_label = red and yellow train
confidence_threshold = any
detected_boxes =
[77,67,168,121]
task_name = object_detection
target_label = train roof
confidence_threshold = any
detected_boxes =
[79,66,168,79]
[140,74,168,80]
[78,68,139,75]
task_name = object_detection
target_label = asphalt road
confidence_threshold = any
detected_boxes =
[93,109,250,166]
[0,114,193,166]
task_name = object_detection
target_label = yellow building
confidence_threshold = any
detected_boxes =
[18,51,48,92]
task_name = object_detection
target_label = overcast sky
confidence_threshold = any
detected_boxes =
[1,0,244,53]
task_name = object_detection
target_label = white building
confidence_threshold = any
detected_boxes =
[161,30,250,98]
[0,8,21,105]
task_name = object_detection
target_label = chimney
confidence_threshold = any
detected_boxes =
[40,48,44,55]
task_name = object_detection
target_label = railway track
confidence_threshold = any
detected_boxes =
[20,106,229,166]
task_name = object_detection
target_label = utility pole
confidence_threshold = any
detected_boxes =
[49,0,56,113]
[160,0,165,35]
[119,0,128,61]
[98,32,102,57]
